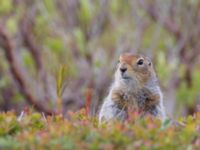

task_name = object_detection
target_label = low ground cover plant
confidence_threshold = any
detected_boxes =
[0,109,199,150]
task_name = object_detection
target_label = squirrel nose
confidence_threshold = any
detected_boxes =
[120,67,127,73]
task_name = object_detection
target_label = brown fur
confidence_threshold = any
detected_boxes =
[99,53,166,123]
[111,87,160,112]
[113,53,160,114]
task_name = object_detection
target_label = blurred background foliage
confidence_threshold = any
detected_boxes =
[0,0,200,117]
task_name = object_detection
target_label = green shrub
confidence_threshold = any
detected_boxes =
[0,110,199,150]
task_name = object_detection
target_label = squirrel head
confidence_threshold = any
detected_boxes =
[115,53,156,87]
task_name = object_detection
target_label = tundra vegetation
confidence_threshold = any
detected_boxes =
[0,0,200,149]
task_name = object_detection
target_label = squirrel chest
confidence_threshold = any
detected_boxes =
[111,87,160,112]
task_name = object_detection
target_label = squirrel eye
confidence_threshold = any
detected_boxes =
[137,59,144,65]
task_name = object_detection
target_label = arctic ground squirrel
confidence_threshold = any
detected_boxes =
[99,53,166,123]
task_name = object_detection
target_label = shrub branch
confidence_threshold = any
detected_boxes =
[0,25,56,115]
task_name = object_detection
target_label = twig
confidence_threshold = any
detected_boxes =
[17,111,24,121]
[20,7,43,71]
[138,0,181,39]
[42,112,48,123]
[20,7,52,102]
[0,25,56,115]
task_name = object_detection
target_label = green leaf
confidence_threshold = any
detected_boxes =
[160,118,171,130]
[0,0,12,14]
